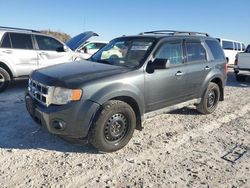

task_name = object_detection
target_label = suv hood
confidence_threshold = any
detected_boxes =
[66,31,98,51]
[31,60,129,88]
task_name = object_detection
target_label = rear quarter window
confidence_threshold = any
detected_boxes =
[0,33,11,48]
[205,40,225,60]
[222,40,234,50]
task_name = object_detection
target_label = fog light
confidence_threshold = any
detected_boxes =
[52,120,66,130]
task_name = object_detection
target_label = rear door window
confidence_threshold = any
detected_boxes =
[35,35,63,51]
[9,33,33,50]
[186,42,207,62]
[205,40,225,60]
[222,41,234,50]
[0,33,11,48]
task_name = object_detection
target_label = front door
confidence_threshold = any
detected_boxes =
[34,35,73,68]
[145,40,189,112]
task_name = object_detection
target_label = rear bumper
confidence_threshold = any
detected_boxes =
[234,66,250,75]
[25,94,100,138]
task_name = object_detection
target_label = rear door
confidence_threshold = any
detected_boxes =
[34,35,73,68]
[184,39,211,99]
[0,32,38,77]
[145,39,189,112]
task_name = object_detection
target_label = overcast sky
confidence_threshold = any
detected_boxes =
[1,0,249,44]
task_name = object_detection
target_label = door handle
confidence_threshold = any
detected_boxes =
[175,71,184,77]
[2,50,13,54]
[204,66,211,70]
[39,52,48,56]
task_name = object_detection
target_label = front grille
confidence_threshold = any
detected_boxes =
[28,79,50,106]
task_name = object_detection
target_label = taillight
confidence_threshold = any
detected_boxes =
[225,63,228,75]
[234,55,238,65]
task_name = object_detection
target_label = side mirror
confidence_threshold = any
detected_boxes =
[146,58,170,74]
[152,58,170,69]
[57,45,69,52]
[63,45,69,52]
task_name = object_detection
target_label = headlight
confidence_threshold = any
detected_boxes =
[51,87,82,105]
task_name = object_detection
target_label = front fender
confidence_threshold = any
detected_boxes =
[89,83,145,116]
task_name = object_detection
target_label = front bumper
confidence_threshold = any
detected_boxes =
[25,94,100,138]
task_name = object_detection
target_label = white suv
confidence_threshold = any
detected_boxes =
[0,26,107,92]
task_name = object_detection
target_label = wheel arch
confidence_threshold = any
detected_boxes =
[199,72,225,102]
[0,61,13,79]
[210,77,224,101]
[109,96,143,131]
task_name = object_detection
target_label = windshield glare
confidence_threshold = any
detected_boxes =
[91,38,154,68]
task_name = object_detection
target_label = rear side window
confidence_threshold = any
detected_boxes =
[222,41,234,50]
[10,33,33,49]
[0,33,11,48]
[155,42,183,65]
[186,42,206,62]
[35,35,63,51]
[205,40,225,60]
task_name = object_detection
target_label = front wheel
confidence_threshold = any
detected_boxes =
[89,100,136,152]
[197,82,220,114]
[0,67,11,92]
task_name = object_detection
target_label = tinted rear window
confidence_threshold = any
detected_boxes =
[205,40,225,60]
[222,41,234,50]
[0,33,11,48]
[10,33,33,49]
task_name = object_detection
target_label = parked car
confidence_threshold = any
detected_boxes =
[25,30,227,152]
[0,26,106,92]
[217,38,245,65]
[234,44,250,81]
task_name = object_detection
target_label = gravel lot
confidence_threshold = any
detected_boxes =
[0,69,249,188]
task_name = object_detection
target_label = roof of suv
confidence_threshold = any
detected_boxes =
[0,26,42,39]
[120,30,214,41]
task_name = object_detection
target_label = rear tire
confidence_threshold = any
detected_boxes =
[89,100,136,152]
[0,67,11,92]
[197,82,220,114]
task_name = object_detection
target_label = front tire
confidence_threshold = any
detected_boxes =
[197,82,220,114]
[0,67,11,92]
[89,100,136,152]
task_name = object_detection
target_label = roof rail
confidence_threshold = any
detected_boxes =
[0,26,40,33]
[139,30,210,37]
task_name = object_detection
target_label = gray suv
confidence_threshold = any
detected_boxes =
[25,30,227,152]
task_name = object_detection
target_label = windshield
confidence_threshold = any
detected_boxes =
[90,38,155,68]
